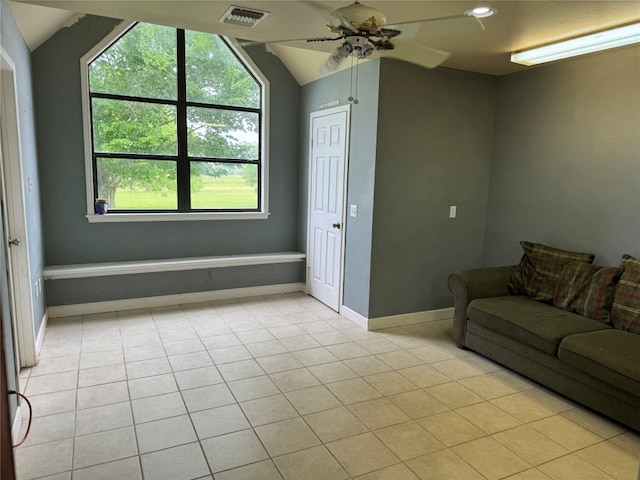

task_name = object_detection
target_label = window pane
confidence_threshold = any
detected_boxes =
[187,107,258,160]
[191,162,258,209]
[89,23,177,100]
[92,98,177,156]
[185,32,260,108]
[96,158,177,210]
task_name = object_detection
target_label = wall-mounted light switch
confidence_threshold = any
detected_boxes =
[350,204,358,217]
[449,206,457,218]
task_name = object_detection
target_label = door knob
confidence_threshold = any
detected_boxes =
[8,238,20,247]
[332,223,341,229]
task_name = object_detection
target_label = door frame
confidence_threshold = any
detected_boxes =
[0,48,37,368]
[305,104,351,312]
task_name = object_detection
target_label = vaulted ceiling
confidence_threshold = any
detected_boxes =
[9,1,640,84]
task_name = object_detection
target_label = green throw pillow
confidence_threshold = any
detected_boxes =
[509,241,595,302]
[553,261,623,323]
[611,255,640,334]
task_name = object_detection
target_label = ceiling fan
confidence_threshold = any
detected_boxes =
[272,1,486,73]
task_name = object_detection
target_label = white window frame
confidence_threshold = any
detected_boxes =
[80,21,270,223]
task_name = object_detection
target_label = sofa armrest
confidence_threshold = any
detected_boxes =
[448,266,516,346]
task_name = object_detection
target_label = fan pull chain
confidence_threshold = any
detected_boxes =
[348,53,356,104]
[348,53,359,105]
[353,56,360,104]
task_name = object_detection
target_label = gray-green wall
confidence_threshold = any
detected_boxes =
[484,46,640,267]
[32,16,303,305]
[300,48,638,320]
[370,60,497,317]
[300,61,380,318]
[300,59,497,318]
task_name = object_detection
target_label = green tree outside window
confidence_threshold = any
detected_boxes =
[88,23,262,212]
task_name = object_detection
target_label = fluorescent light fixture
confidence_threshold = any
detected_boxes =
[511,22,640,66]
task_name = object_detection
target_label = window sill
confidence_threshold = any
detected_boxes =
[86,212,270,223]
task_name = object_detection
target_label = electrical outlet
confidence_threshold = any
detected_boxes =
[449,206,457,218]
[350,204,358,217]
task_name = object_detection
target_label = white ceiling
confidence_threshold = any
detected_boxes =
[8,1,640,84]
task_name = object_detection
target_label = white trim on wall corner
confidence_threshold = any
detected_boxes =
[341,305,454,331]
[48,282,305,318]
[1,47,37,368]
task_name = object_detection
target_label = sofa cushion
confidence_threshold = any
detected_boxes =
[559,329,640,398]
[509,241,595,303]
[611,254,640,334]
[468,296,610,356]
[553,262,623,324]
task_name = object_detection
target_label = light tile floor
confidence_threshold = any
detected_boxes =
[14,293,640,480]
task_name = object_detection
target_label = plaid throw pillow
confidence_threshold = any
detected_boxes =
[611,255,640,334]
[553,261,623,323]
[509,241,595,302]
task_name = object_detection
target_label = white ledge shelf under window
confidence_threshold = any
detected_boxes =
[43,252,306,280]
[86,212,270,223]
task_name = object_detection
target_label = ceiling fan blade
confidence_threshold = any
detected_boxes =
[239,36,345,59]
[238,37,323,48]
[391,15,484,40]
[372,40,451,69]
[264,39,339,55]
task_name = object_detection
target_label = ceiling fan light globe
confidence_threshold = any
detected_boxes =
[333,2,387,30]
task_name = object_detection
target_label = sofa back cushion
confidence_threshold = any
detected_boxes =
[509,241,595,302]
[611,255,640,334]
[553,262,623,324]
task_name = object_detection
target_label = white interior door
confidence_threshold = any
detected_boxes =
[307,106,350,311]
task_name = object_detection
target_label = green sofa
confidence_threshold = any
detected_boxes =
[448,265,640,433]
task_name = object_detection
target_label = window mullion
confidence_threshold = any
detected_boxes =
[176,29,190,212]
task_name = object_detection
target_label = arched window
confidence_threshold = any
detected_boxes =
[82,22,268,220]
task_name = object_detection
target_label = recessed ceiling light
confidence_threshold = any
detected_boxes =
[466,6,497,18]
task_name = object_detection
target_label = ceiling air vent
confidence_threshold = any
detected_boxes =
[220,6,269,27]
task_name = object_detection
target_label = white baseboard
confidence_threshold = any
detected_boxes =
[341,305,454,331]
[35,310,48,360]
[368,307,454,330]
[12,405,22,444]
[48,282,306,318]
[340,305,369,330]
